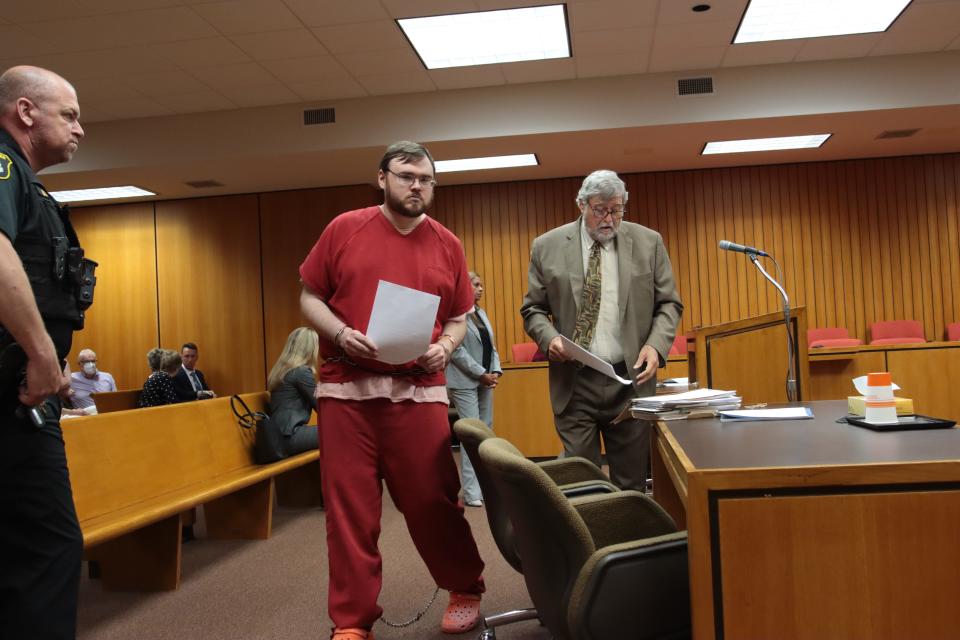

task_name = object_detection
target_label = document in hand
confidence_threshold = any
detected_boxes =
[719,407,814,422]
[366,280,440,364]
[558,335,632,385]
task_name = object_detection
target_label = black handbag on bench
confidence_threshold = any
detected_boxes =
[230,395,285,464]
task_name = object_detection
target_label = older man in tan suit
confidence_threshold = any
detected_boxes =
[520,169,682,491]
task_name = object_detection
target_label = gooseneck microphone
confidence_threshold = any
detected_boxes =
[718,239,798,402]
[718,239,768,257]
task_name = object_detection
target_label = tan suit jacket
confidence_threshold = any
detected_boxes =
[520,219,683,413]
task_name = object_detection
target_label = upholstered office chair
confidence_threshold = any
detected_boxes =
[668,334,688,355]
[807,327,863,348]
[869,320,926,345]
[452,419,618,639]
[479,437,691,640]
[511,342,539,363]
[946,323,960,342]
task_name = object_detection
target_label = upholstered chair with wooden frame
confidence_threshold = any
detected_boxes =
[807,327,863,348]
[946,323,960,342]
[452,419,618,639]
[511,342,539,363]
[479,437,691,640]
[869,320,926,345]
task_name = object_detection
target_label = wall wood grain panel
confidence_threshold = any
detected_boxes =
[436,154,960,360]
[67,203,158,390]
[155,196,264,396]
[75,152,960,381]
[259,185,378,369]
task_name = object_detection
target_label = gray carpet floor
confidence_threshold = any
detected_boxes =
[77,451,550,640]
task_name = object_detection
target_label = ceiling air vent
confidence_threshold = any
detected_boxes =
[677,76,714,96]
[184,180,223,188]
[303,107,336,126]
[876,128,920,139]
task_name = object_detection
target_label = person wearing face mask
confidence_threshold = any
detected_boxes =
[67,348,116,414]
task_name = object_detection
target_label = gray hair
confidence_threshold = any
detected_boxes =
[78,348,96,362]
[146,347,164,372]
[575,169,629,207]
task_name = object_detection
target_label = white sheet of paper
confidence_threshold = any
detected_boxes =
[365,280,441,365]
[559,335,632,385]
[719,407,814,421]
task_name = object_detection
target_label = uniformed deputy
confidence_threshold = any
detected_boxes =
[0,65,95,640]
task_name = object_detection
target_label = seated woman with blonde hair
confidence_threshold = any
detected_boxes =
[268,327,320,456]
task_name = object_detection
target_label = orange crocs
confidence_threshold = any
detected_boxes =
[331,629,374,640]
[441,591,482,634]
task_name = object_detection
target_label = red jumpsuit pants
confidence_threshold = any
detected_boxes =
[319,397,485,629]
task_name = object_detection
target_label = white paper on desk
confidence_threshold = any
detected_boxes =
[719,407,814,421]
[365,280,440,365]
[559,335,632,385]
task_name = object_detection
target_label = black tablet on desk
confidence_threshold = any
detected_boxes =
[845,414,956,432]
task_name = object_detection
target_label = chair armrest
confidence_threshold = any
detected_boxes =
[570,491,677,549]
[560,480,619,498]
[567,532,691,640]
[538,456,608,485]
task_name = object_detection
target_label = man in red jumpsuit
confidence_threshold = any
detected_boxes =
[300,141,485,640]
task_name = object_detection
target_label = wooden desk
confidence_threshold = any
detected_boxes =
[652,400,960,640]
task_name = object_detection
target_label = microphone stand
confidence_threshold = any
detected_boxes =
[747,252,799,402]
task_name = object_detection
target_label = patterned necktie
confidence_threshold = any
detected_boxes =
[190,371,202,392]
[572,241,602,348]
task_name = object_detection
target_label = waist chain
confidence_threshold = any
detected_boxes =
[325,354,429,377]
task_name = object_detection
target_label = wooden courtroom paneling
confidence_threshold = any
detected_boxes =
[717,490,960,639]
[74,152,960,394]
[492,363,560,457]
[808,349,886,401]
[886,344,960,423]
[259,185,378,369]
[68,203,158,390]
[428,155,956,362]
[155,196,265,396]
[432,177,582,365]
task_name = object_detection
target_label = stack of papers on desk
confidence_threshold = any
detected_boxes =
[631,388,741,421]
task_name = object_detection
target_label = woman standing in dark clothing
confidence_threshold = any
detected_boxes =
[268,327,319,456]
[139,349,180,408]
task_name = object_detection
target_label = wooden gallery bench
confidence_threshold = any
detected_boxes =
[62,392,321,590]
[91,388,141,413]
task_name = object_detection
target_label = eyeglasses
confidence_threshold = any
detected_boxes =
[589,205,626,220]
[387,169,437,189]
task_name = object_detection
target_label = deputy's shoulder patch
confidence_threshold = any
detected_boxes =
[0,153,12,180]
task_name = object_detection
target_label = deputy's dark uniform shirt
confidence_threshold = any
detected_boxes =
[0,127,82,360]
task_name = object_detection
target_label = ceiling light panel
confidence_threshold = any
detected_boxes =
[734,0,912,44]
[50,186,156,203]
[398,5,570,70]
[702,134,831,154]
[435,154,539,173]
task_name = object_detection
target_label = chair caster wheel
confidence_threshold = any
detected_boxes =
[479,628,496,639]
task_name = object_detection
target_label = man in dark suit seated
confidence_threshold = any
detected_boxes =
[172,342,215,401]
